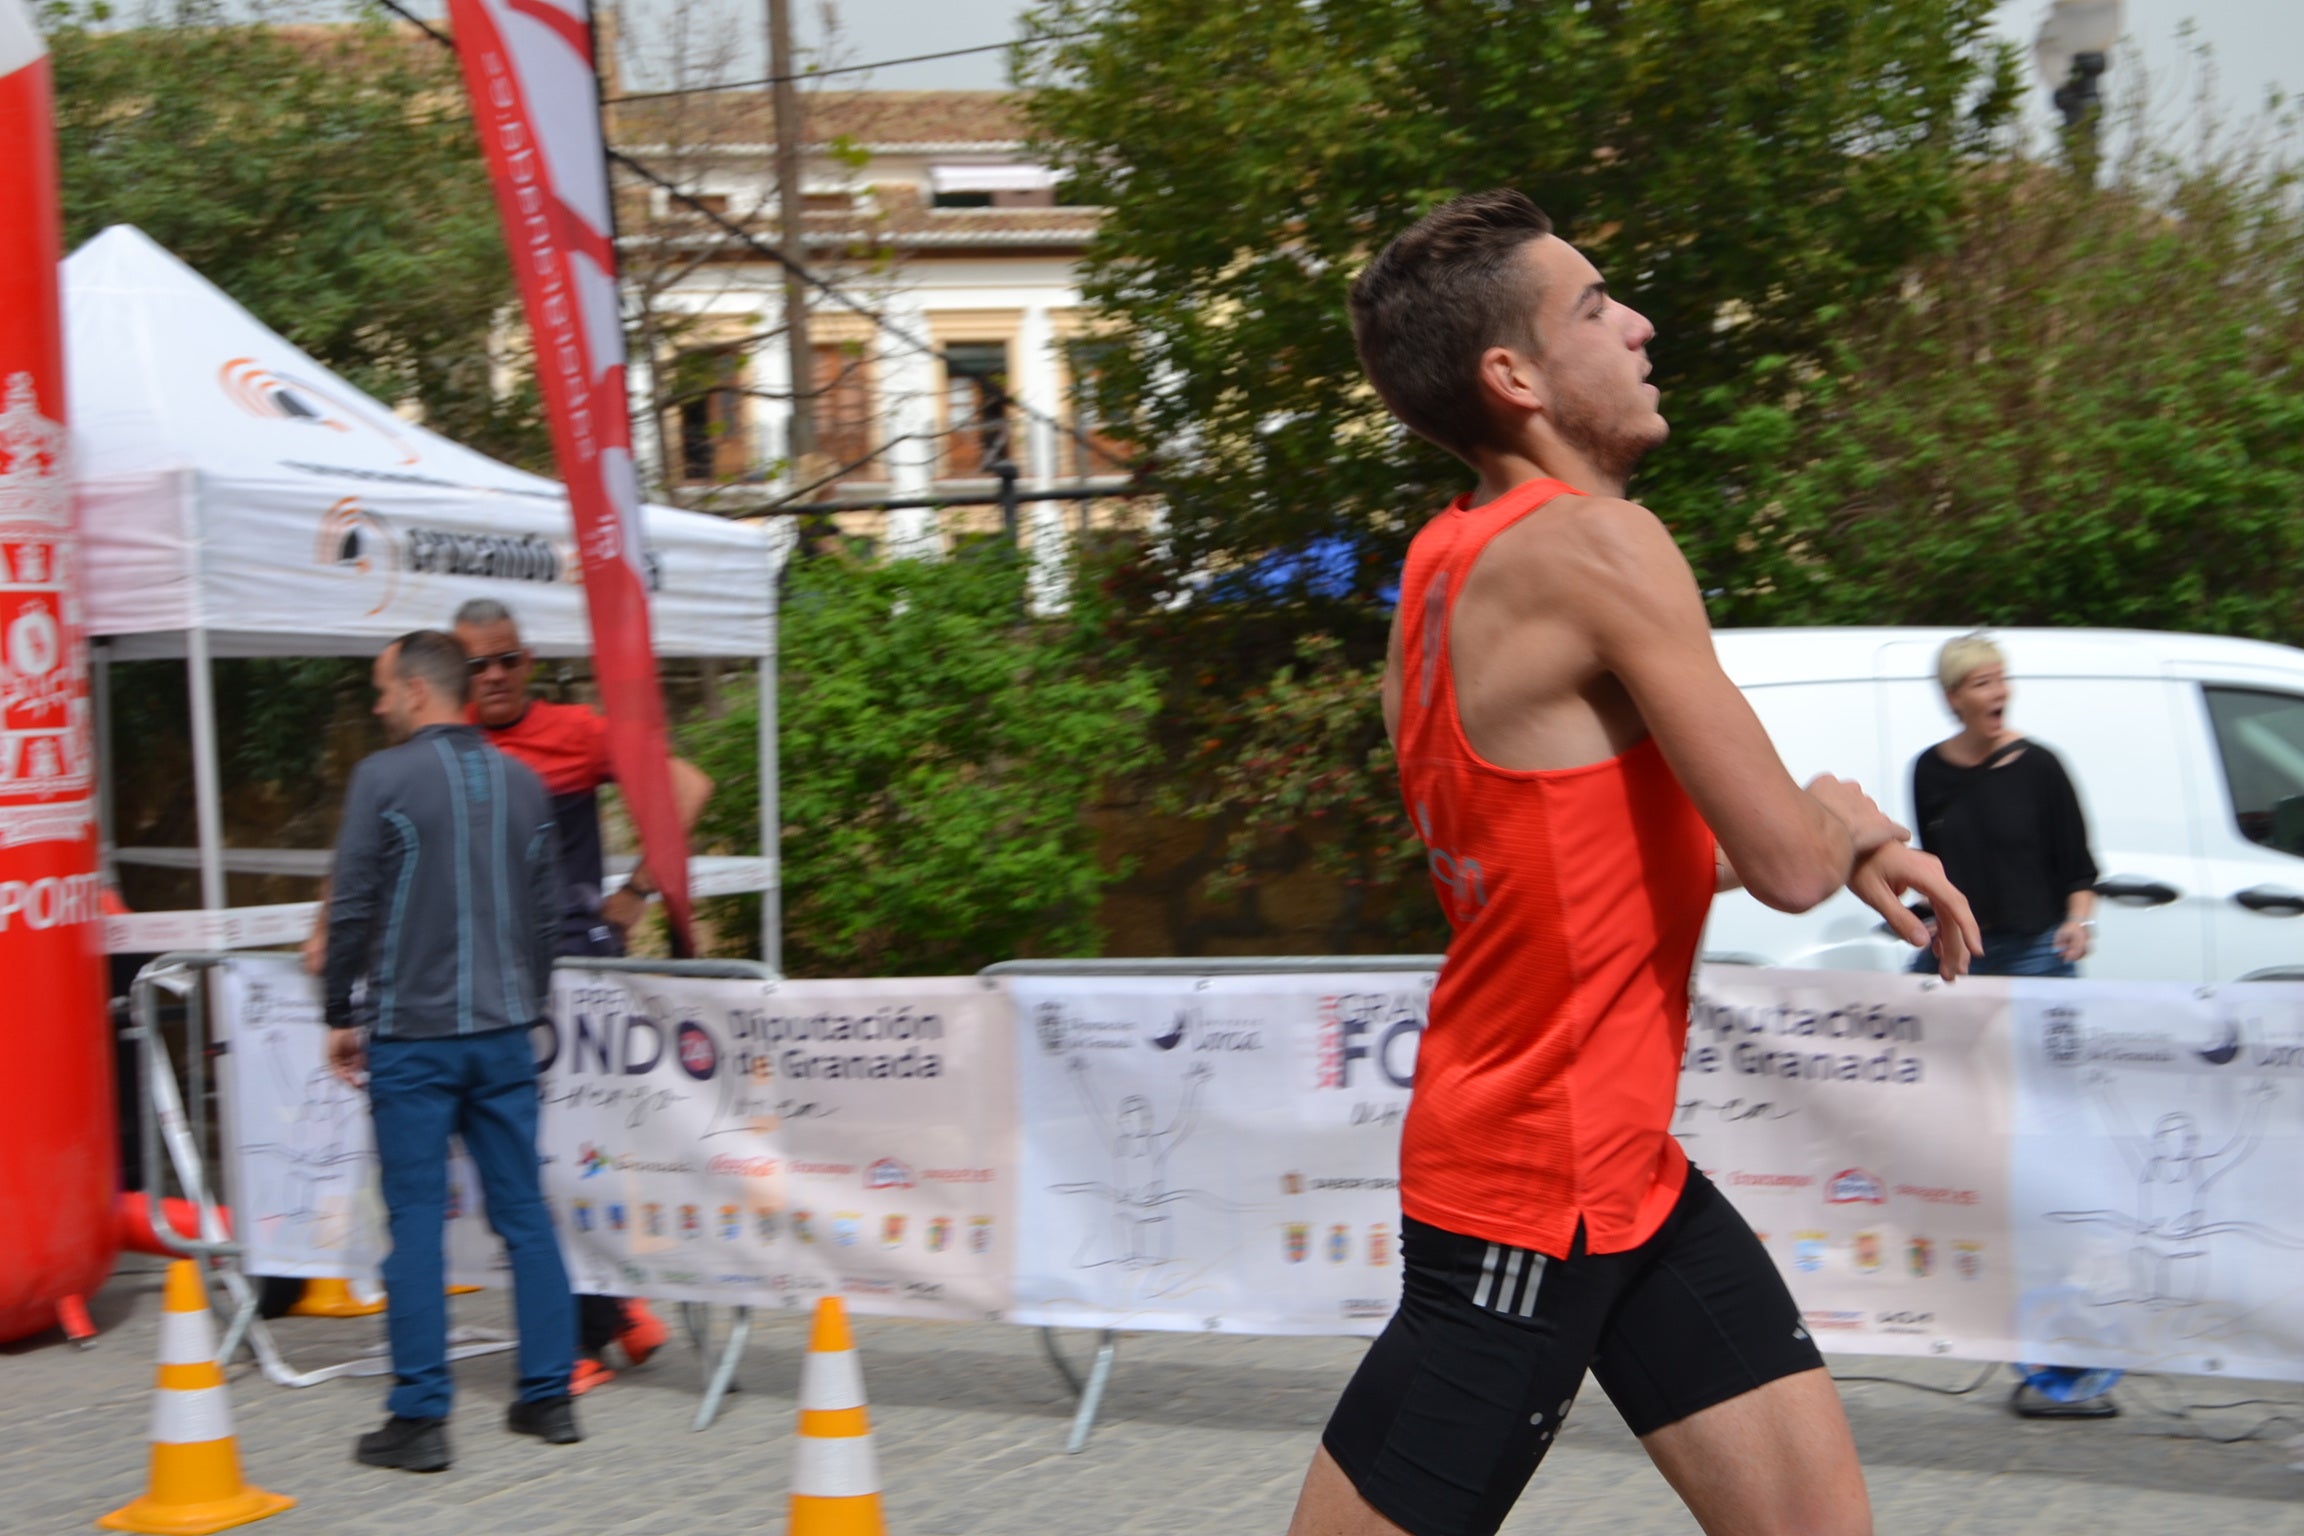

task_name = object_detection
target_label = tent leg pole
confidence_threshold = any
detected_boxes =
[758,647,780,977]
[185,627,227,913]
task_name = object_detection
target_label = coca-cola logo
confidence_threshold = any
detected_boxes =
[677,1019,720,1080]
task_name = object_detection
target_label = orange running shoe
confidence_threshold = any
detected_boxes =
[616,1299,670,1368]
[569,1358,616,1396]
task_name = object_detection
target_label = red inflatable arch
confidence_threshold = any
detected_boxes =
[0,0,118,1345]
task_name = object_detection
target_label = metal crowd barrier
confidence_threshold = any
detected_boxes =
[126,950,785,1419]
[128,952,318,1384]
[136,949,1447,1447]
[980,955,1443,1451]
[553,955,782,1428]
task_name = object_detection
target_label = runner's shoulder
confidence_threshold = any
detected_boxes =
[1489,493,1683,588]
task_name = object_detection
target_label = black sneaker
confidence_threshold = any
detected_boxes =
[355,1415,451,1472]
[2012,1382,2119,1419]
[506,1394,582,1444]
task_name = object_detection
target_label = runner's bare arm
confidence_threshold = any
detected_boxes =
[1572,499,1894,913]
[1564,501,1977,972]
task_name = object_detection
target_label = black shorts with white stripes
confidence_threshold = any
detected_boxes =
[1321,1166,1823,1536]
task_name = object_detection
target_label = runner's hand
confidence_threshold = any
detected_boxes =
[326,1028,367,1090]
[1850,844,1981,980]
[1805,774,1910,859]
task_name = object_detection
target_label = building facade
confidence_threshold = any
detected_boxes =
[611,88,1134,576]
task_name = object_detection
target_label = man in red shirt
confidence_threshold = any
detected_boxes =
[1288,192,1980,1536]
[451,600,713,958]
[451,598,711,1392]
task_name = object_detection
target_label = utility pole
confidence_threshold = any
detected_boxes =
[768,0,814,473]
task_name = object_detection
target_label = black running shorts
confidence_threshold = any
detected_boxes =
[1321,1167,1824,1536]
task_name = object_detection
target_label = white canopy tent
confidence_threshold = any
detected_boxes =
[66,226,784,961]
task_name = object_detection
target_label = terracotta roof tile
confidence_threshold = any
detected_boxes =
[613,89,1026,150]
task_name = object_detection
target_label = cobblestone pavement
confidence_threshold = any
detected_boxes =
[6,1257,2302,1535]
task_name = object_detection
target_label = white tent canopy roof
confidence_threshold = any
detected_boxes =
[67,225,778,660]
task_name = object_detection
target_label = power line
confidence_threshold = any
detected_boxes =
[367,0,1135,493]
[606,31,1096,105]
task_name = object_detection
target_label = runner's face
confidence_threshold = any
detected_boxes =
[1525,236,1666,478]
[371,646,415,743]
[455,618,533,726]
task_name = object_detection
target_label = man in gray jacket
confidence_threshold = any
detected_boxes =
[324,629,578,1471]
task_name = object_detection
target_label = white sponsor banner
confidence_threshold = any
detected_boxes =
[208,957,2304,1382]
[1009,973,1431,1336]
[213,960,1017,1320]
[212,954,500,1285]
[1682,969,2019,1360]
[2009,979,2304,1382]
[543,968,1016,1321]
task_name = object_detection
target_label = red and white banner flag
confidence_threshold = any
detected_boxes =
[445,0,695,949]
[0,0,116,1344]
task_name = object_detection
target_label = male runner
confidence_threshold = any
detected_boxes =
[1287,190,1982,1536]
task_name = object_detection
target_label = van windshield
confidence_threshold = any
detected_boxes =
[2205,688,2304,857]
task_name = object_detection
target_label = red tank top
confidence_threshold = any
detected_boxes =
[1396,478,1716,1257]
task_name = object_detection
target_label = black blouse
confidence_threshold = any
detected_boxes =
[1910,739,2099,937]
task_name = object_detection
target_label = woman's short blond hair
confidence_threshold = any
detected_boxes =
[1937,633,2005,694]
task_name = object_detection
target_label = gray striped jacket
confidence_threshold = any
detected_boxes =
[323,724,561,1039]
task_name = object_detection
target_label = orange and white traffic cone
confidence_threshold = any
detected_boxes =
[286,1277,384,1319]
[788,1297,886,1536]
[99,1261,294,1535]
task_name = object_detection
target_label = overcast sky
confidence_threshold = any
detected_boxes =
[603,0,2297,142]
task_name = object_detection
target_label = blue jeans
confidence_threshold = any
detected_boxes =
[1911,927,2076,978]
[367,1028,575,1419]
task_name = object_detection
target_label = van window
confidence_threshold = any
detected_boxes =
[2204,688,2304,857]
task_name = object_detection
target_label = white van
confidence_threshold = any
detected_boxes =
[1703,627,2304,985]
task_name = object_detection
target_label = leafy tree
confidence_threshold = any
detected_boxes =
[1699,131,2304,639]
[1016,0,2021,589]
[1158,630,1442,951]
[682,549,1162,975]
[43,1,546,465]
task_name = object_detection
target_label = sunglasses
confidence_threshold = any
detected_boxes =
[465,650,528,676]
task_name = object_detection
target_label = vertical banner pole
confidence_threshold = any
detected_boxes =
[0,0,118,1343]
[444,0,696,952]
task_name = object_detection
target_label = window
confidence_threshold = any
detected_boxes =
[683,193,731,218]
[931,190,995,209]
[809,341,874,475]
[941,342,1011,478]
[2205,688,2304,856]
[672,349,748,484]
[1064,339,1129,478]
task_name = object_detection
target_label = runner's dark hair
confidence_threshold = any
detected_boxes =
[1348,190,1554,461]
[390,629,472,706]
